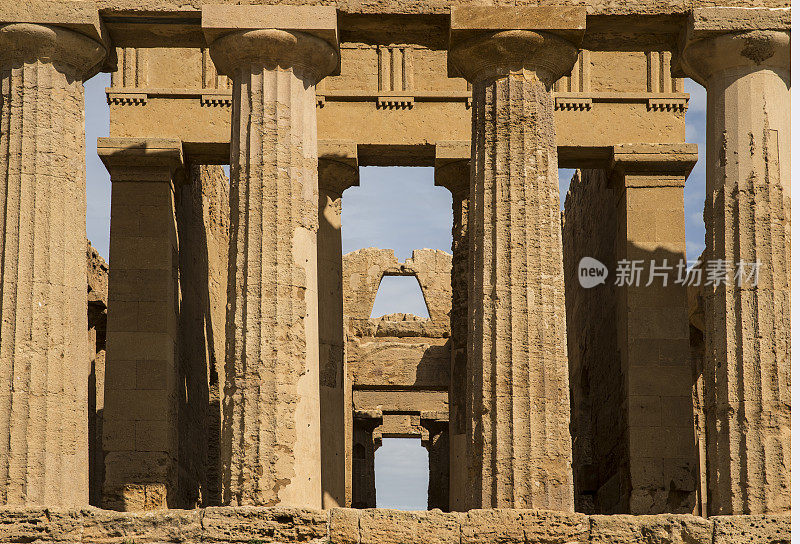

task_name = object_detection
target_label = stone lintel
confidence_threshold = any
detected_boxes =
[319,140,358,170]
[610,143,698,183]
[434,140,470,165]
[0,0,106,44]
[449,6,586,44]
[201,5,339,73]
[434,141,470,194]
[689,7,790,37]
[319,140,359,194]
[98,137,185,183]
[447,6,586,77]
[420,411,449,425]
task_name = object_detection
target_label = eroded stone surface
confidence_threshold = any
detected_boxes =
[0,508,782,544]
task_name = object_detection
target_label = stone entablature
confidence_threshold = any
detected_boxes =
[105,43,689,166]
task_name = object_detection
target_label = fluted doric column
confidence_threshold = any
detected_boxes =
[449,11,583,510]
[681,9,790,515]
[208,20,338,507]
[0,22,104,507]
[317,142,358,508]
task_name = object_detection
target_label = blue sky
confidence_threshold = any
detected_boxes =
[83,74,707,510]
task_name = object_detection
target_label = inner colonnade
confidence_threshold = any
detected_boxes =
[0,0,790,523]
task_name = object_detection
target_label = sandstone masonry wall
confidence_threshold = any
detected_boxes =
[87,244,109,508]
[562,169,626,513]
[0,507,787,544]
[176,164,230,506]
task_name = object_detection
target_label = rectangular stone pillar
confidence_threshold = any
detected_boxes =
[434,142,470,512]
[352,410,382,509]
[422,414,449,511]
[610,143,699,514]
[0,16,104,506]
[317,142,359,508]
[203,6,340,508]
[98,138,184,510]
[448,7,585,510]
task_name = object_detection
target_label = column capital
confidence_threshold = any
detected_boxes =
[610,143,698,189]
[202,6,339,83]
[0,22,106,79]
[447,7,585,84]
[679,8,790,85]
[434,141,470,195]
[98,137,185,184]
[318,140,359,196]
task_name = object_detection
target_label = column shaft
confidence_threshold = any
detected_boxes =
[682,28,790,515]
[317,155,358,508]
[0,23,104,507]
[451,29,579,510]
[209,28,338,507]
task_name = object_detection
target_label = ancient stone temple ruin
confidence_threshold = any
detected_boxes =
[0,0,790,542]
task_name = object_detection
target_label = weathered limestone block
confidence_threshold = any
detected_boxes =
[590,514,712,544]
[328,508,360,544]
[0,508,82,544]
[461,509,589,544]
[0,21,105,507]
[206,10,339,507]
[358,509,462,544]
[80,508,202,544]
[351,413,382,509]
[562,169,623,514]
[348,337,449,388]
[711,514,790,544]
[87,243,108,508]
[318,146,358,509]
[680,9,790,515]
[448,8,584,509]
[200,507,327,544]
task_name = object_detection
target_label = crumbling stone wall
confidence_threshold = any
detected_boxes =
[343,248,451,325]
[176,164,230,506]
[87,243,109,508]
[0,507,787,544]
[562,169,627,513]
